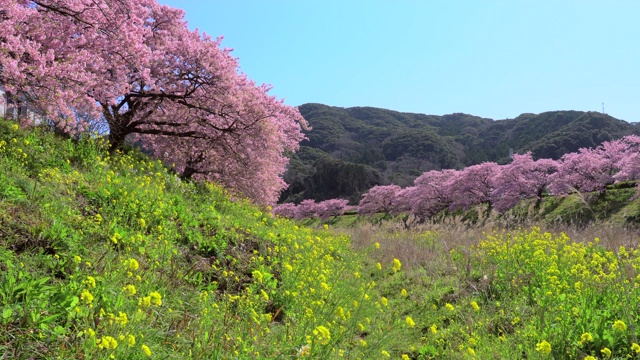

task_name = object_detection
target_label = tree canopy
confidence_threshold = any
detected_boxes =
[0,0,307,204]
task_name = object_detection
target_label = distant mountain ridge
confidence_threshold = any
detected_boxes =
[279,103,640,204]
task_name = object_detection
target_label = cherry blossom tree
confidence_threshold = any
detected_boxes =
[602,135,640,183]
[409,169,458,220]
[316,199,349,219]
[357,185,401,216]
[548,148,614,195]
[0,0,307,204]
[491,153,559,212]
[296,199,318,219]
[272,203,297,219]
[447,162,500,211]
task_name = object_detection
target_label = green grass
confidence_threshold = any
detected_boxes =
[2,118,640,359]
[0,120,413,359]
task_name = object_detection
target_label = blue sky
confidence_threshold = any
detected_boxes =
[158,1,640,122]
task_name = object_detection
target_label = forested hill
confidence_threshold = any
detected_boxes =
[280,103,640,204]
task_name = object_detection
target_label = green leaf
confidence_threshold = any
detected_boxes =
[2,307,12,319]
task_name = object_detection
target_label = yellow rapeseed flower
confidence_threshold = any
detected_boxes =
[381,349,391,358]
[381,297,388,306]
[122,284,137,296]
[535,340,551,355]
[601,347,611,358]
[115,312,128,325]
[401,288,408,297]
[124,258,139,271]
[430,325,437,334]
[612,320,627,331]
[405,316,416,327]
[584,356,596,360]
[84,276,96,288]
[445,303,455,312]
[80,290,94,305]
[313,325,331,345]
[579,332,593,344]
[138,296,151,308]
[127,334,136,347]
[392,258,402,272]
[149,291,162,306]
[471,300,479,312]
[402,355,410,360]
[374,242,380,249]
[632,343,640,353]
[141,344,152,356]
[98,336,118,350]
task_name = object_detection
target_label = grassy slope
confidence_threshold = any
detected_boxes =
[3,118,640,360]
[0,120,415,359]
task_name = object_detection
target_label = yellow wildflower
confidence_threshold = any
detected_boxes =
[84,276,96,288]
[80,289,94,305]
[122,284,136,296]
[392,258,402,272]
[471,300,479,312]
[601,347,611,358]
[430,325,437,334]
[381,349,390,358]
[405,316,416,327]
[74,255,82,263]
[632,343,640,353]
[115,312,128,325]
[579,332,593,344]
[381,297,388,306]
[467,348,475,356]
[402,355,410,360]
[127,334,136,347]
[149,291,162,306]
[401,288,408,297]
[98,336,118,350]
[584,357,596,360]
[313,325,331,345]
[124,258,139,271]
[138,296,151,308]
[612,320,627,331]
[445,303,455,311]
[535,340,551,355]
[141,344,152,356]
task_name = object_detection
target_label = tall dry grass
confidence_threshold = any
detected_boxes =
[344,215,640,273]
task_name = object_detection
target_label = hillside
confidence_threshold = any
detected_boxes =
[280,104,640,203]
[4,118,640,359]
[0,119,414,358]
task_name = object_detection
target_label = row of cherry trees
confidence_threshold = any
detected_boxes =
[0,0,307,205]
[272,199,351,220]
[274,135,640,220]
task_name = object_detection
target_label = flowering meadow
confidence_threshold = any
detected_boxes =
[0,120,413,359]
[2,118,640,359]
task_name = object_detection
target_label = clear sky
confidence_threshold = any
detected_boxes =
[158,1,640,122]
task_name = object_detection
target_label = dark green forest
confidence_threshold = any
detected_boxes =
[279,103,640,203]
